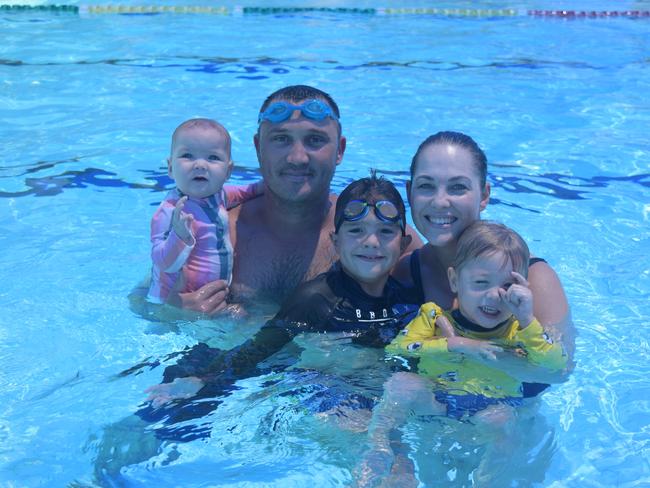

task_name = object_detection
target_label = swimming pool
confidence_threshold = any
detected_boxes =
[1,1,649,486]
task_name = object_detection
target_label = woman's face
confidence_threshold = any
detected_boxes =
[408,143,490,248]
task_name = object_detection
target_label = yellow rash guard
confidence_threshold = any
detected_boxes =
[386,302,567,399]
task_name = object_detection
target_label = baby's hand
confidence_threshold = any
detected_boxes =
[171,196,195,245]
[447,337,503,361]
[144,376,204,408]
[499,271,534,327]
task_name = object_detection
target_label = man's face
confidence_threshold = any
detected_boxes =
[254,99,345,203]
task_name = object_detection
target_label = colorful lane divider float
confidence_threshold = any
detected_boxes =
[1,4,649,18]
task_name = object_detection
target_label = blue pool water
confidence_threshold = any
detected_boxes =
[1,1,649,486]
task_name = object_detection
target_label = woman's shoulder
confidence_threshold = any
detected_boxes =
[527,256,562,285]
[528,256,547,267]
[393,249,418,286]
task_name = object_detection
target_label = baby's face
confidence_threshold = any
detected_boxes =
[168,126,232,199]
[450,251,515,328]
[334,211,405,297]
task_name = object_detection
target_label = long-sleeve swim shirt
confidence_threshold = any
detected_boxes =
[147,183,261,304]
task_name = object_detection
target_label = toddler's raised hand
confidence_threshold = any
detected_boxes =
[435,314,456,338]
[499,271,534,327]
[171,196,194,245]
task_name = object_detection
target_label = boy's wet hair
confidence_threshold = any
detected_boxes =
[410,131,487,188]
[453,221,530,277]
[334,171,407,235]
[170,118,231,155]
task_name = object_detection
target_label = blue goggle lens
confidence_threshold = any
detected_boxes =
[338,199,405,233]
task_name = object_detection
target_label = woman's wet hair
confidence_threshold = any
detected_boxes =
[334,171,406,234]
[410,131,487,188]
[453,221,530,277]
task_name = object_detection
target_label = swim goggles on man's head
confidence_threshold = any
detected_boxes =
[258,99,339,125]
[337,199,405,233]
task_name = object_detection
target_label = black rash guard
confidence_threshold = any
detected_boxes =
[137,264,421,439]
[163,263,421,392]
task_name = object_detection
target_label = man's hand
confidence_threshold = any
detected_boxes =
[167,280,230,315]
[144,376,204,408]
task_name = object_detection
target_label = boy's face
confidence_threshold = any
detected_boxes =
[448,251,515,328]
[332,210,409,297]
[168,125,233,199]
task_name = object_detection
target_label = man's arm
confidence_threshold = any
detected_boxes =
[223,181,264,210]
[170,280,230,315]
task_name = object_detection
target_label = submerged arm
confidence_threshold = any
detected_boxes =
[158,321,297,400]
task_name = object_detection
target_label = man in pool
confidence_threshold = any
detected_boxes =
[168,84,420,313]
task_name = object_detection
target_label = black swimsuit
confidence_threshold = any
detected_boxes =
[409,248,547,302]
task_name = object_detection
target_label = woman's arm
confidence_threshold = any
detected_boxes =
[528,260,576,376]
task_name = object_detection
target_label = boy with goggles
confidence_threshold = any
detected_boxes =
[336,199,406,234]
[142,174,422,433]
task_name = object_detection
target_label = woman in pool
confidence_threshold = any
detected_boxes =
[392,131,575,383]
[351,132,574,486]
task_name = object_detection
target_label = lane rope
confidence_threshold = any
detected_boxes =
[0,4,649,18]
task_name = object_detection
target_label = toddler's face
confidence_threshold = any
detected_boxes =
[333,211,406,296]
[448,251,515,328]
[168,126,232,199]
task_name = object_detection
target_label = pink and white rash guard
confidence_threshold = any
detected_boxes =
[147,183,260,304]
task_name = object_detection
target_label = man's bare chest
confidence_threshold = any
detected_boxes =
[231,228,336,303]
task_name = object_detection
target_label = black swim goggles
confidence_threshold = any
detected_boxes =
[337,199,405,233]
[258,99,339,125]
